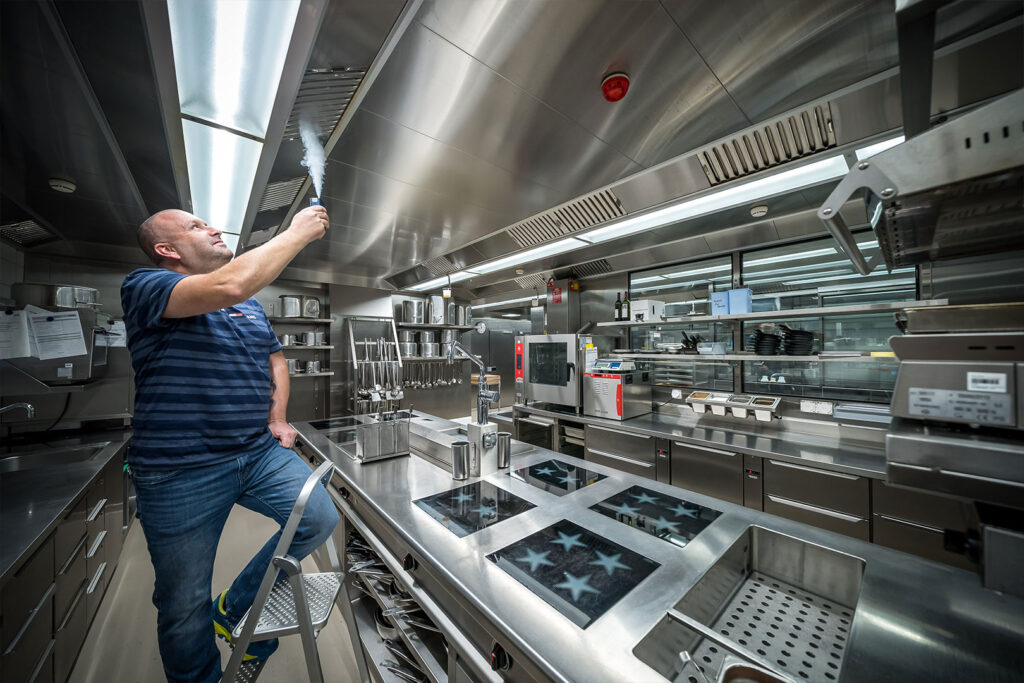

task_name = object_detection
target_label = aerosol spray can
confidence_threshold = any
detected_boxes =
[310,197,322,207]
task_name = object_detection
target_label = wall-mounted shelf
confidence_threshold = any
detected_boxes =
[401,356,471,362]
[281,345,334,350]
[396,322,474,331]
[289,371,335,378]
[269,316,333,324]
[611,353,899,363]
[595,299,948,328]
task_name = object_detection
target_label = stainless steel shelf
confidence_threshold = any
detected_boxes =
[281,345,334,350]
[289,371,335,378]
[269,316,333,324]
[396,322,474,331]
[595,299,948,327]
[401,356,470,362]
[612,353,898,363]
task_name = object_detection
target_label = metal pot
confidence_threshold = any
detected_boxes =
[402,300,425,324]
[399,342,418,357]
[314,331,326,345]
[440,342,454,358]
[456,304,469,326]
[440,329,458,343]
[397,330,417,343]
[428,296,445,324]
[279,295,302,317]
[306,360,321,373]
[418,331,436,344]
[301,296,320,318]
[12,283,101,310]
[279,334,297,347]
[420,343,440,358]
[286,358,302,374]
[302,331,317,346]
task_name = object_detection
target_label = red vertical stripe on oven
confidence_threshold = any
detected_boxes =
[616,384,622,416]
[514,342,523,380]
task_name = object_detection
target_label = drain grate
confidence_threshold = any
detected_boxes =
[689,572,853,682]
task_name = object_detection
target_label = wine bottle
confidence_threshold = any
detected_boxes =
[622,292,631,322]
[614,292,622,321]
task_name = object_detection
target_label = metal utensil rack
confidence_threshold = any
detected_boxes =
[342,316,405,415]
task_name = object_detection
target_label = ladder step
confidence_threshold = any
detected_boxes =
[233,658,266,683]
[233,572,343,641]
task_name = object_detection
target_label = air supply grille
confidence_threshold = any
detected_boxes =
[572,259,614,278]
[283,67,367,140]
[698,103,836,185]
[259,177,306,212]
[514,273,550,289]
[506,189,625,248]
[422,255,459,276]
[0,219,57,247]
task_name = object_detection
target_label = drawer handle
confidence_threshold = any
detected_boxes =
[27,639,55,683]
[517,417,553,427]
[876,514,943,534]
[674,442,736,457]
[939,469,1024,489]
[58,533,89,576]
[768,460,858,481]
[3,582,55,656]
[87,498,108,522]
[57,579,89,632]
[590,425,651,439]
[767,495,865,523]
[87,529,107,559]
[587,448,654,468]
[87,562,108,595]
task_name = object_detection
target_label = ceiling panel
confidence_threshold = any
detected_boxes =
[417,0,750,167]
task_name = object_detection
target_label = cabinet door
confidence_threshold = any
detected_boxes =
[584,425,656,479]
[765,495,871,541]
[670,442,743,505]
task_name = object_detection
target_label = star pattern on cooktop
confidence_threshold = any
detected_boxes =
[613,502,640,517]
[650,516,682,534]
[553,572,600,602]
[589,551,631,576]
[557,473,575,485]
[550,531,587,552]
[515,549,555,573]
[471,503,497,517]
[533,466,555,476]
[450,491,474,504]
[631,491,661,505]
[671,503,700,518]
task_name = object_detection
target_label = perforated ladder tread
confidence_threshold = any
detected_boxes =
[233,658,266,683]
[232,572,342,641]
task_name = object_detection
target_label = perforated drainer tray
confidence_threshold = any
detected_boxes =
[689,572,853,682]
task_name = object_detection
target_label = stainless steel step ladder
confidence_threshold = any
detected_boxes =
[222,460,343,683]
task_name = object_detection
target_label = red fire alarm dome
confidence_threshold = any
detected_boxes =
[601,72,630,102]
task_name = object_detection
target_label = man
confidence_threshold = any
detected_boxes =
[121,205,339,683]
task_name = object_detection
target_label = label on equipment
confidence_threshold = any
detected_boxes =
[966,371,1007,393]
[908,387,1013,425]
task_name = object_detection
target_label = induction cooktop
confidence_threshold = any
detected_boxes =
[591,485,722,548]
[414,481,535,538]
[487,519,659,629]
[309,417,361,431]
[510,459,606,497]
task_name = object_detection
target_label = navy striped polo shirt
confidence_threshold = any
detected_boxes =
[121,268,282,470]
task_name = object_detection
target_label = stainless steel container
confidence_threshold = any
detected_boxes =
[279,295,302,317]
[440,329,458,343]
[445,301,457,325]
[418,331,436,343]
[402,300,425,324]
[399,342,418,357]
[440,342,454,359]
[306,360,321,373]
[428,296,445,324]
[496,432,511,469]
[398,330,417,343]
[420,343,440,358]
[314,331,326,345]
[302,331,317,346]
[456,304,469,326]
[12,283,101,310]
[279,334,297,347]
[301,296,320,318]
[451,441,469,480]
[286,358,302,374]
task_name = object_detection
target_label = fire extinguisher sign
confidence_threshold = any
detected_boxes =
[551,287,562,304]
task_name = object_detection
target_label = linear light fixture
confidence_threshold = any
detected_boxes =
[406,270,475,292]
[470,296,537,311]
[465,238,587,275]
[579,156,850,244]
[180,119,262,234]
[855,136,904,161]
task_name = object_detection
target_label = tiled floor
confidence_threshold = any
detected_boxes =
[69,506,361,683]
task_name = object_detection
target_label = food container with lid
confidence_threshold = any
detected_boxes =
[418,331,436,344]
[420,343,440,358]
[279,295,302,317]
[301,296,320,318]
[402,300,425,324]
[398,330,417,343]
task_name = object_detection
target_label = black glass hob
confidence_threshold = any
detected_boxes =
[510,459,606,497]
[309,417,361,431]
[591,485,722,548]
[487,519,659,629]
[414,481,535,538]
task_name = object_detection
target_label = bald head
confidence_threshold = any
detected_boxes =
[138,209,188,265]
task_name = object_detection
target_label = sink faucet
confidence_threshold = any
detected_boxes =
[0,402,35,418]
[447,341,498,424]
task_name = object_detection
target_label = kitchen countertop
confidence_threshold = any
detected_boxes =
[510,404,889,478]
[294,413,1024,683]
[0,431,131,587]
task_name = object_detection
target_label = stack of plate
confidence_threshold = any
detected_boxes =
[748,330,781,355]
[781,326,814,355]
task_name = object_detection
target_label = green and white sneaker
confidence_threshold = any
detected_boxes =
[212,589,279,662]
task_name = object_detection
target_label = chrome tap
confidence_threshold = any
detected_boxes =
[446,341,498,425]
[0,402,35,418]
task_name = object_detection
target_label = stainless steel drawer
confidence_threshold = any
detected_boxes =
[54,534,87,628]
[765,494,870,541]
[53,499,87,579]
[85,561,109,627]
[872,480,976,530]
[873,513,978,571]
[764,459,869,517]
[2,537,54,653]
[585,446,656,479]
[1,587,53,683]
[54,578,88,683]
[584,425,653,461]
[670,441,743,505]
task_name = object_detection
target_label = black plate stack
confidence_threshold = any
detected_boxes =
[748,329,782,355]
[780,326,814,355]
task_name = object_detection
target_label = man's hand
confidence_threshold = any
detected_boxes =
[286,205,329,243]
[269,419,297,449]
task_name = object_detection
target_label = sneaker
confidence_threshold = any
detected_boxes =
[212,589,279,662]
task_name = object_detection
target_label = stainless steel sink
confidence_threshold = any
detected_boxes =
[0,442,110,474]
[635,526,864,683]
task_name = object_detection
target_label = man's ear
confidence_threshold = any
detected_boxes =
[153,242,180,261]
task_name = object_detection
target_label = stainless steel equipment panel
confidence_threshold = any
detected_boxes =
[519,334,595,410]
[670,441,743,506]
[764,458,870,518]
[584,424,656,480]
[583,369,652,421]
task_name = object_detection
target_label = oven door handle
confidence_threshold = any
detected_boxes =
[567,361,575,382]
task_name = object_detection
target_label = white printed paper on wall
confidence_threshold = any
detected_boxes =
[0,310,33,359]
[25,304,88,360]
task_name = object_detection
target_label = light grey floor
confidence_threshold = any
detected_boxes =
[69,506,362,683]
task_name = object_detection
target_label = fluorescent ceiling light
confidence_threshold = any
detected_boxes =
[406,270,474,292]
[466,238,586,275]
[819,277,915,294]
[784,270,914,287]
[660,264,732,280]
[181,119,262,234]
[471,296,536,311]
[855,136,904,161]
[220,233,240,253]
[167,0,300,137]
[579,155,850,244]
[744,240,878,267]
[500,313,522,318]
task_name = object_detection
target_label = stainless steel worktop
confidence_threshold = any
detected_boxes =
[294,414,1024,683]
[511,404,889,479]
[0,431,131,586]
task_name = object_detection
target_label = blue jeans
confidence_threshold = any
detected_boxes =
[132,443,339,683]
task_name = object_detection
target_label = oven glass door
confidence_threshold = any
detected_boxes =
[523,335,579,407]
[528,342,569,386]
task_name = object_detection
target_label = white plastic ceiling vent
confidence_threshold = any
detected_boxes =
[283,67,367,140]
[506,189,625,248]
[0,219,56,247]
[699,103,837,185]
[514,273,550,289]
[423,255,459,277]
[258,177,306,212]
[572,259,614,278]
